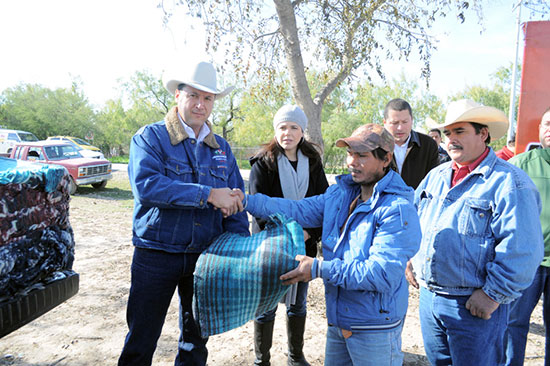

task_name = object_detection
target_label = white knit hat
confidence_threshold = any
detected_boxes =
[273,105,308,131]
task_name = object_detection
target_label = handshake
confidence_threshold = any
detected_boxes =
[207,187,246,217]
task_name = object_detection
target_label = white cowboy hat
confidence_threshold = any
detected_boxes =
[163,61,234,99]
[432,99,509,140]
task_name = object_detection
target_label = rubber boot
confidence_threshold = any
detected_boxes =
[286,316,311,366]
[254,320,275,366]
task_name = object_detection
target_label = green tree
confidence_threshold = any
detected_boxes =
[1,82,96,139]
[322,75,445,172]
[229,75,292,148]
[96,70,172,156]
[165,0,483,152]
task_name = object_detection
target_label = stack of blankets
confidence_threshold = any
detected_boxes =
[193,213,305,337]
[0,157,75,302]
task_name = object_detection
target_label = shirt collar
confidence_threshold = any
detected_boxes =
[452,146,490,174]
[177,113,211,142]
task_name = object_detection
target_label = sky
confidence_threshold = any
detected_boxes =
[0,0,545,108]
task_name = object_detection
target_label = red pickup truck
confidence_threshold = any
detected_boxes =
[10,140,112,194]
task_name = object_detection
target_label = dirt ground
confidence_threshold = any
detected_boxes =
[0,166,546,365]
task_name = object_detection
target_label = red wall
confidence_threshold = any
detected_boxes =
[516,21,550,153]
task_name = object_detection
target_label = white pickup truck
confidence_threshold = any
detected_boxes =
[0,129,39,157]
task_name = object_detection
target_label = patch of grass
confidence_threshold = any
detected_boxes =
[73,172,134,209]
[237,159,251,170]
[109,155,129,164]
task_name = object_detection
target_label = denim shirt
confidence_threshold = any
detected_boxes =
[412,148,544,304]
[128,107,249,253]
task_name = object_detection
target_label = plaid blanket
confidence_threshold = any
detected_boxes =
[193,213,305,337]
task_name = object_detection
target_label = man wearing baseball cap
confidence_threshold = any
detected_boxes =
[405,99,544,365]
[235,123,422,365]
[119,60,249,366]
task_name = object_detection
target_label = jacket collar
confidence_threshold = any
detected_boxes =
[408,130,421,148]
[437,147,497,183]
[164,106,220,149]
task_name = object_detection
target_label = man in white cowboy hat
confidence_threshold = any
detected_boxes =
[119,60,249,366]
[405,99,544,366]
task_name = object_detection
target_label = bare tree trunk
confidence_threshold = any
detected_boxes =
[273,0,324,151]
[273,0,356,154]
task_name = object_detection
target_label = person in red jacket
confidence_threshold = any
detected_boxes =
[496,132,516,161]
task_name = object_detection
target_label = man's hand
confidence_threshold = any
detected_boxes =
[207,188,243,217]
[280,255,314,285]
[230,188,245,201]
[302,230,310,242]
[405,260,418,289]
[465,289,500,320]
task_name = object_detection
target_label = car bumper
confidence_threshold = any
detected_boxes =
[1,272,79,338]
[76,173,112,186]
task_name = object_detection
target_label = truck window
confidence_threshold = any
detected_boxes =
[19,132,39,142]
[8,133,19,141]
[27,147,43,160]
[45,146,62,160]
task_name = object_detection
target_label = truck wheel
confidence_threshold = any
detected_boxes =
[68,177,77,195]
[92,180,107,189]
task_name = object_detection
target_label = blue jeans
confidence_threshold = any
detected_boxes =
[118,247,207,366]
[255,282,309,323]
[419,286,509,366]
[504,265,550,366]
[324,322,403,366]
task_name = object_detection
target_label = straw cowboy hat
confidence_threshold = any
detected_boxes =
[425,117,440,129]
[431,99,509,140]
[163,61,234,99]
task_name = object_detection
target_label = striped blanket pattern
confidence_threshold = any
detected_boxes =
[193,213,305,338]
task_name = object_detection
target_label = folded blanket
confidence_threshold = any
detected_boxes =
[0,157,74,300]
[193,214,305,337]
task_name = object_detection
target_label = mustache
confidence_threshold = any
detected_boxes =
[448,144,463,150]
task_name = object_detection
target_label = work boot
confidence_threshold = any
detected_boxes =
[286,316,311,366]
[254,320,275,366]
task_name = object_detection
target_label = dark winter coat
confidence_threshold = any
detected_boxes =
[391,130,440,189]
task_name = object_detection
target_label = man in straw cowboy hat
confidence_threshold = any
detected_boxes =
[119,60,249,366]
[405,99,544,366]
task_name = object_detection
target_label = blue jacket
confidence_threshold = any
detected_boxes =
[412,148,544,304]
[128,106,249,253]
[246,169,421,331]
